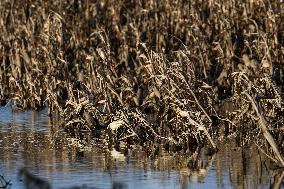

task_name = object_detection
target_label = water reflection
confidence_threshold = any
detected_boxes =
[18,168,51,189]
[0,108,283,188]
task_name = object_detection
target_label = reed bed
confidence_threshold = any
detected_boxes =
[1,0,284,164]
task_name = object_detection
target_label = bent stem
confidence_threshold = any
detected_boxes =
[244,92,284,166]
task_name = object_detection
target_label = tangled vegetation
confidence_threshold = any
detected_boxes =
[1,0,284,164]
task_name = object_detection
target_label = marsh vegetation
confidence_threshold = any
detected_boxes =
[1,0,284,169]
[0,113,282,189]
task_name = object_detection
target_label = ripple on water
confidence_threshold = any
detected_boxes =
[0,106,50,132]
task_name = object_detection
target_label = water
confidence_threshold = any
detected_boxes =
[0,107,283,189]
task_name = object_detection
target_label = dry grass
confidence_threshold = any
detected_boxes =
[0,0,284,162]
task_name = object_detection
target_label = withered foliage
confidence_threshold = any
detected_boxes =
[0,0,284,158]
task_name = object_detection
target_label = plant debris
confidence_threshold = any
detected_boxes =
[1,0,284,165]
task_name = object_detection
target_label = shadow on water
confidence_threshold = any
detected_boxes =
[1,107,284,189]
[17,168,127,189]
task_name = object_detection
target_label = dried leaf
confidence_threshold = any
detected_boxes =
[262,60,270,68]
[201,82,212,89]
[109,120,125,131]
[97,48,106,61]
[153,87,160,99]
[178,110,189,118]
[97,99,106,104]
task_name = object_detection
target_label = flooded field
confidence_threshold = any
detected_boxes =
[1,1,284,188]
[0,107,281,189]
